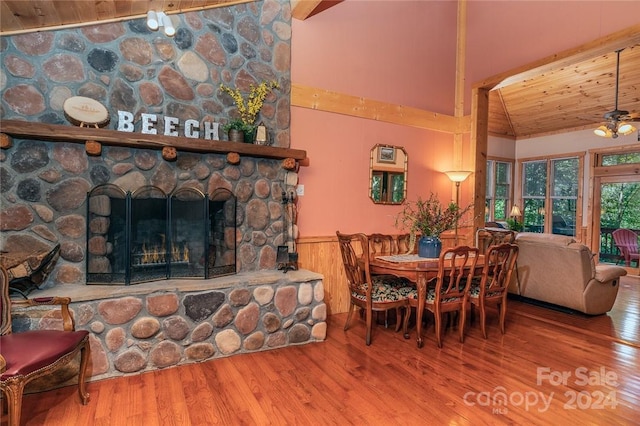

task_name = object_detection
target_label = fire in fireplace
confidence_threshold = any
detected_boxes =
[86,184,236,285]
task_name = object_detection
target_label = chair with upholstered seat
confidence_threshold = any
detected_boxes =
[468,243,518,338]
[612,228,639,267]
[0,266,91,426]
[404,245,479,348]
[367,233,414,328]
[337,232,413,345]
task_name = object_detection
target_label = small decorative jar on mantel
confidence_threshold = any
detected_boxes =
[222,119,246,143]
[228,128,244,143]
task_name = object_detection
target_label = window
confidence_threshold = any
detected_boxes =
[485,159,512,222]
[521,155,581,236]
[522,161,546,233]
[601,152,640,166]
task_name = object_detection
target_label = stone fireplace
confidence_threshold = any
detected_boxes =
[1,138,325,387]
[87,184,237,285]
[0,1,326,388]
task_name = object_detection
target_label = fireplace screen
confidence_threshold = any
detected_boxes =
[86,184,236,285]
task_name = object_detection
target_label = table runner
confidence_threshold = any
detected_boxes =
[375,254,436,263]
[376,252,474,263]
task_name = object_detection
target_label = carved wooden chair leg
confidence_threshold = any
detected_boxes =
[78,343,91,404]
[344,304,355,331]
[434,312,443,348]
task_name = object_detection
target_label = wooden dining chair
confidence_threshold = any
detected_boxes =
[475,228,516,254]
[0,266,91,426]
[404,245,479,348]
[337,232,413,345]
[612,228,639,267]
[368,233,397,257]
[366,233,414,328]
[468,243,519,339]
[395,233,417,254]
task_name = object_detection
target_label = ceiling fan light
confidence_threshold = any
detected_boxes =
[594,126,612,138]
[617,122,636,136]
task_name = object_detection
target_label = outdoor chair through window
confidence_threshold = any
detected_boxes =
[612,228,639,267]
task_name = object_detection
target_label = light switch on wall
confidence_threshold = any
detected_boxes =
[296,185,304,196]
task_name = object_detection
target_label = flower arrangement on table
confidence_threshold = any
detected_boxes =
[219,80,279,140]
[395,192,474,255]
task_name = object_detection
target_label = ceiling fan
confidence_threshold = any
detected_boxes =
[594,48,638,138]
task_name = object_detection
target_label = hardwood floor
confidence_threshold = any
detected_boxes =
[6,276,640,425]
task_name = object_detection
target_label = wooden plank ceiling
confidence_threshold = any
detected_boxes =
[1,0,638,140]
[489,44,640,139]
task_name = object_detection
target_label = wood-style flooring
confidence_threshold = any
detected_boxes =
[6,276,640,425]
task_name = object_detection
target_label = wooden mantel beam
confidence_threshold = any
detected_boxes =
[0,120,307,161]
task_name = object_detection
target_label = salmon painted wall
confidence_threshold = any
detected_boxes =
[289,0,640,238]
[292,108,462,236]
[290,0,460,237]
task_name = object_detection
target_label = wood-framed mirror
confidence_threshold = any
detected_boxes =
[369,144,408,204]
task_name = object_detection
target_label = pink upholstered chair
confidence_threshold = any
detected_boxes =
[612,228,639,267]
[0,266,91,426]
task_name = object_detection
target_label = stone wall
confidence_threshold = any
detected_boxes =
[14,270,327,385]
[0,0,323,388]
[0,1,291,146]
[1,140,296,285]
[0,0,294,286]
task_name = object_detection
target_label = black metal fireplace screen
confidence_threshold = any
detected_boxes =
[86,184,236,285]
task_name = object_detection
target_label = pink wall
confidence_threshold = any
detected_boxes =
[291,0,458,114]
[290,0,640,237]
[291,1,460,237]
[292,108,460,236]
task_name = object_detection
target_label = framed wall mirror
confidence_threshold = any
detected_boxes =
[369,144,408,204]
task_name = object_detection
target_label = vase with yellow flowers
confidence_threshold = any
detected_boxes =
[220,80,279,143]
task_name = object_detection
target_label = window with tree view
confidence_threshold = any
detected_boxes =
[521,156,580,236]
[485,160,512,222]
[596,152,640,265]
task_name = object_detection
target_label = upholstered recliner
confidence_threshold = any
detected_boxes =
[508,233,627,315]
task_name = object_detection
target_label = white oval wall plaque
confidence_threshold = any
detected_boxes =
[63,96,109,127]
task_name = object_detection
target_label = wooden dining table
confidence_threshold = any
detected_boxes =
[369,253,485,348]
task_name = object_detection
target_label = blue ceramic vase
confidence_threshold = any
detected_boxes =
[418,236,442,258]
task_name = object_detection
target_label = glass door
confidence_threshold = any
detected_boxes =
[594,176,640,276]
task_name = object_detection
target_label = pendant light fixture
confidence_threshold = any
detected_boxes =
[594,49,637,139]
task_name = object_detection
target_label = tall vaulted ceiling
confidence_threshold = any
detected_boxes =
[1,0,638,139]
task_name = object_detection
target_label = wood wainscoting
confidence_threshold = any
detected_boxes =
[297,231,470,315]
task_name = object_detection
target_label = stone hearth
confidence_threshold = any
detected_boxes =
[14,269,326,389]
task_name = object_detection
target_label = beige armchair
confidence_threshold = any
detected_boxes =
[508,233,626,315]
